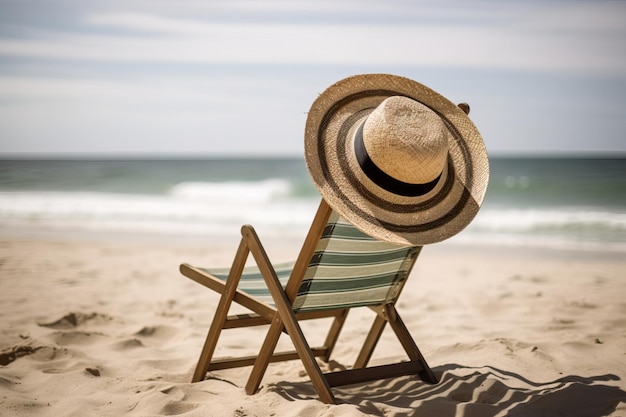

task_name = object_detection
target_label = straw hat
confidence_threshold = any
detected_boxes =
[304,74,489,245]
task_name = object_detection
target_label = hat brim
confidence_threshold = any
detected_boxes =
[304,74,489,245]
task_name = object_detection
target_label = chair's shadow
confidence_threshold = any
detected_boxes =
[267,364,626,416]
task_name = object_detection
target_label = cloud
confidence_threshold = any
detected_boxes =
[0,72,312,155]
[0,1,624,75]
[1,0,625,156]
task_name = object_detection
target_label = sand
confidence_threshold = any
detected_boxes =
[1,234,625,416]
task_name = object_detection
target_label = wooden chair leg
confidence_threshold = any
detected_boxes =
[243,225,336,404]
[192,317,225,382]
[281,308,336,404]
[192,238,250,382]
[385,305,438,383]
[322,309,349,362]
[353,313,387,369]
[245,313,284,395]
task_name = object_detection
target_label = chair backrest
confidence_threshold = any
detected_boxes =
[292,211,421,313]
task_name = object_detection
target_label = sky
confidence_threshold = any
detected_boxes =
[0,0,625,158]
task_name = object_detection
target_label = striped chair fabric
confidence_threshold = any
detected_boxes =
[201,211,420,313]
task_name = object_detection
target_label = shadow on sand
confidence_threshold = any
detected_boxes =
[269,364,626,416]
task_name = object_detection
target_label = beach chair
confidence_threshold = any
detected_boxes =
[179,199,437,404]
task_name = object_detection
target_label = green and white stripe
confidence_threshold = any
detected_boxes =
[203,212,420,312]
[200,262,294,307]
[292,212,420,312]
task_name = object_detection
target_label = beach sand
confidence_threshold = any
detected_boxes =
[1,234,625,416]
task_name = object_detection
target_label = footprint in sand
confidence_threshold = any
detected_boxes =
[112,338,145,350]
[160,402,200,415]
[36,312,114,346]
[48,330,106,346]
[0,345,43,366]
[134,325,179,338]
[38,312,113,329]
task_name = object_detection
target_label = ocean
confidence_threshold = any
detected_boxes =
[0,157,624,252]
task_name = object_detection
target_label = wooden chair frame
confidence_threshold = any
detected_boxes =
[180,199,437,404]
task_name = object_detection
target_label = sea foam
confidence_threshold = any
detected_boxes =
[1,180,624,250]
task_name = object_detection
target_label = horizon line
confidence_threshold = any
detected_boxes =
[1,151,625,161]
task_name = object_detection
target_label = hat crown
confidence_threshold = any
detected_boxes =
[304,73,489,245]
[362,96,450,185]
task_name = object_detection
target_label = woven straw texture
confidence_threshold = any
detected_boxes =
[304,73,489,245]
